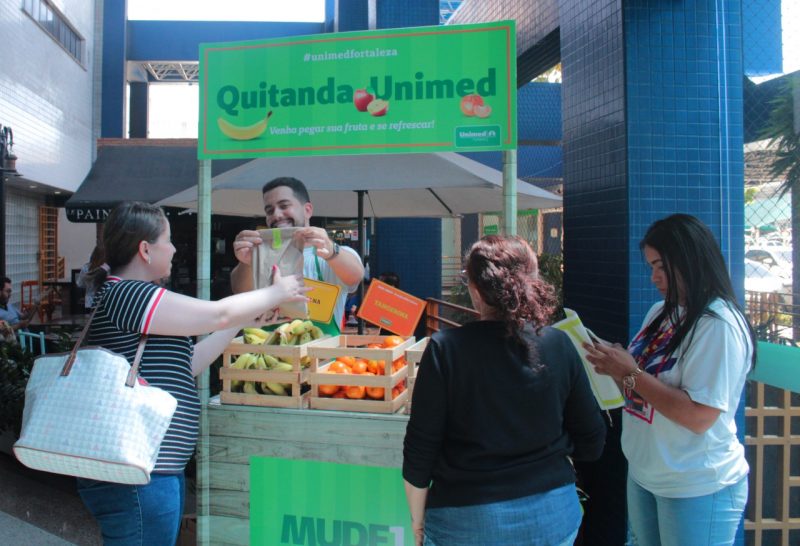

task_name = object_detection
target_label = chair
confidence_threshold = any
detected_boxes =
[18,330,46,355]
[20,280,38,317]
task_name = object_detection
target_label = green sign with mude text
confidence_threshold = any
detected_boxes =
[199,21,516,159]
[250,457,412,545]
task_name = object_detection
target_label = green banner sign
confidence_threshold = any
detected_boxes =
[199,21,517,159]
[251,457,412,545]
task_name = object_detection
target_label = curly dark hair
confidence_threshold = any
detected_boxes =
[465,235,557,358]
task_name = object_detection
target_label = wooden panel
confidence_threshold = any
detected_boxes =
[204,515,248,546]
[743,381,800,546]
[208,434,403,468]
[208,461,249,492]
[207,403,408,448]
[209,488,249,519]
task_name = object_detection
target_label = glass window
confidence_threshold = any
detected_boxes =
[23,0,84,64]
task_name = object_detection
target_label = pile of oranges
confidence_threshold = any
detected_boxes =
[317,335,408,400]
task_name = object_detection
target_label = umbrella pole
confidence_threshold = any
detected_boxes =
[502,149,517,235]
[357,190,366,335]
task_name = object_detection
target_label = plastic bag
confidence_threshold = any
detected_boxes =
[252,228,308,319]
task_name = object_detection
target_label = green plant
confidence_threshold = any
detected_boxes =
[0,342,36,436]
[537,253,565,322]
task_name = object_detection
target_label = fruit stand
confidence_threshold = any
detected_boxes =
[199,401,408,545]
[198,330,418,545]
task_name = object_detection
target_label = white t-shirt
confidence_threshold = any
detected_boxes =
[303,245,361,327]
[622,298,752,498]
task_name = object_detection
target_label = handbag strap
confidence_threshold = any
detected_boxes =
[60,306,149,388]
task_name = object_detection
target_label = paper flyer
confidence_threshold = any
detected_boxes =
[553,308,625,410]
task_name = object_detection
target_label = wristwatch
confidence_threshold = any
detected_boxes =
[622,367,644,390]
[324,242,340,261]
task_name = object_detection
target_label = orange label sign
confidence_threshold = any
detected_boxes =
[357,279,426,337]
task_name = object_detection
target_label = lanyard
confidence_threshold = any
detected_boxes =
[313,249,324,282]
[630,320,675,378]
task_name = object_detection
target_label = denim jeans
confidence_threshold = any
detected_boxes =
[423,483,582,546]
[627,476,748,546]
[76,472,185,546]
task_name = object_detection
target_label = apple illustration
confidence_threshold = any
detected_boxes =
[460,94,484,116]
[474,104,492,118]
[367,99,389,117]
[354,88,375,112]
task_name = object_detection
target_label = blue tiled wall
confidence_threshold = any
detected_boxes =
[560,0,629,342]
[338,0,369,32]
[374,218,442,300]
[626,0,745,338]
[377,0,439,29]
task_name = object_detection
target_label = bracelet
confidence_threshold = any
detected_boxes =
[622,367,644,390]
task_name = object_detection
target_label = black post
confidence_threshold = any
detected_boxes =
[0,130,6,275]
[0,175,5,275]
[357,190,366,335]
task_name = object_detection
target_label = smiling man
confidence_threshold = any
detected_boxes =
[230,177,364,327]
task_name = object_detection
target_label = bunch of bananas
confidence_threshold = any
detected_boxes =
[242,320,324,346]
[228,352,295,396]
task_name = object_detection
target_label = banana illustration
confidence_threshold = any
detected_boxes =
[217,111,273,141]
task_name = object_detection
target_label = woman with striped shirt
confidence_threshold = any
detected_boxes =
[77,201,309,545]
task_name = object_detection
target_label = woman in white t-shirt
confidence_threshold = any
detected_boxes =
[585,214,755,546]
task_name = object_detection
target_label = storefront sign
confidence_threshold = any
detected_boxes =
[250,457,412,545]
[199,21,516,159]
[304,278,341,324]
[66,206,112,223]
[357,279,426,337]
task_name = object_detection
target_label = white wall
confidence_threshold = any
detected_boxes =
[58,208,96,278]
[0,0,96,192]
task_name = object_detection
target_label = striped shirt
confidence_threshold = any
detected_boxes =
[88,278,198,474]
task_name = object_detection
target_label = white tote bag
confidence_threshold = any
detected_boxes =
[13,310,177,485]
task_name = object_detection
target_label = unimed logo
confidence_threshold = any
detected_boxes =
[280,515,405,546]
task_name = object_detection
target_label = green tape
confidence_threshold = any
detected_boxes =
[271,229,281,249]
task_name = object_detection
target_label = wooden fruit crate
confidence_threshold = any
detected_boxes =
[219,336,312,409]
[307,335,415,413]
[404,337,429,415]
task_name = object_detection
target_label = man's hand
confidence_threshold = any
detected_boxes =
[232,229,264,266]
[293,227,335,258]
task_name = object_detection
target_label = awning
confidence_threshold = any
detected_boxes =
[65,139,248,222]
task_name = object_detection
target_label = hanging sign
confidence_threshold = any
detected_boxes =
[303,278,341,324]
[357,279,426,337]
[199,20,517,159]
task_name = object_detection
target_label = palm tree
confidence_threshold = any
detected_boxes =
[761,74,799,342]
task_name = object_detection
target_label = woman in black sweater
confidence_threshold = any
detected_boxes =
[403,235,606,546]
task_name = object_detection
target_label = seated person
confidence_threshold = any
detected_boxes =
[0,276,38,332]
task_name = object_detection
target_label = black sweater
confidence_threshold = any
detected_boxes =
[403,321,606,508]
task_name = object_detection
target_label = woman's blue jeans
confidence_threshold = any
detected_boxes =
[76,472,185,546]
[423,483,582,546]
[627,475,748,546]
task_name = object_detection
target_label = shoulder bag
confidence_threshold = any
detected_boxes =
[13,308,177,484]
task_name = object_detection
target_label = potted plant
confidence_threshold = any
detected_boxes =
[0,341,36,453]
